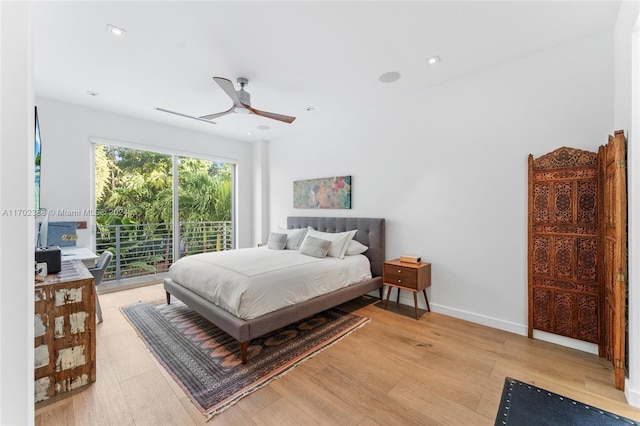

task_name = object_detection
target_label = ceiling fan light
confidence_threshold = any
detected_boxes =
[233,106,250,114]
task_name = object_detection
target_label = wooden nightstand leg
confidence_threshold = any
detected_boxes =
[413,292,419,320]
[396,288,400,303]
[384,286,392,309]
[423,289,431,312]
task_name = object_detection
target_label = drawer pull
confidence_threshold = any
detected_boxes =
[397,269,402,273]
[397,279,402,283]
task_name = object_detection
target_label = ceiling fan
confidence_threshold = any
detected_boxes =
[200,77,296,124]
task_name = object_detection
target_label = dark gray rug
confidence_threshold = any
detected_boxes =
[122,299,369,419]
[495,377,639,425]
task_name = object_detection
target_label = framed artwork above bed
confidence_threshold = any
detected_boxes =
[293,175,351,209]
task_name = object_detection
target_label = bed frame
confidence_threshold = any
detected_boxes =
[163,216,385,364]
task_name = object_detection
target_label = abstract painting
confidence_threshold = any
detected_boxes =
[293,176,351,209]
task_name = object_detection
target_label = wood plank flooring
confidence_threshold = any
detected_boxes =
[35,283,640,425]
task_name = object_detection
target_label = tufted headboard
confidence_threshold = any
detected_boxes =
[287,216,386,277]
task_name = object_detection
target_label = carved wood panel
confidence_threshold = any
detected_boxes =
[528,147,601,344]
[532,287,551,331]
[600,130,627,390]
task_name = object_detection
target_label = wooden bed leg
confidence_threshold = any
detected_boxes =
[240,341,249,364]
[379,287,383,300]
[166,291,171,305]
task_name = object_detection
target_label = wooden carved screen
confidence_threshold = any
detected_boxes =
[600,130,627,390]
[528,147,601,347]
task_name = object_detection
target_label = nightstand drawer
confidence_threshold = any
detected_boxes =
[384,264,418,289]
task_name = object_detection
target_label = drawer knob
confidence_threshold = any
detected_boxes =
[397,279,402,283]
[397,269,402,273]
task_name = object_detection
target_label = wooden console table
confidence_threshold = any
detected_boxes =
[34,259,95,404]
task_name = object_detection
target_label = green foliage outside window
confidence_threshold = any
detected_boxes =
[95,145,233,277]
[95,145,232,226]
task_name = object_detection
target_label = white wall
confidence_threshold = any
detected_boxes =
[614,0,640,408]
[253,140,270,244]
[0,2,34,424]
[269,31,614,337]
[35,97,255,249]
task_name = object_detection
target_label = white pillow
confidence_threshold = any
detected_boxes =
[302,227,357,259]
[276,227,307,250]
[345,239,368,255]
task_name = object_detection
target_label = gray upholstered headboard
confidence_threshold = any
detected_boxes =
[287,217,386,277]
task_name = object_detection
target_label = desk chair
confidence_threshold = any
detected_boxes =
[88,251,113,323]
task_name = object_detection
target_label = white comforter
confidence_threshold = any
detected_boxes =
[169,247,372,319]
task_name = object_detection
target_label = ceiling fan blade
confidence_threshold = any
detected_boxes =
[199,107,234,120]
[155,107,217,124]
[246,105,296,124]
[213,77,241,105]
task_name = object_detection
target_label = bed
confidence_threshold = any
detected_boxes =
[163,216,385,364]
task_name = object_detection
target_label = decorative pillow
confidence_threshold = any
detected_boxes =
[299,236,332,258]
[345,239,368,255]
[302,227,357,259]
[276,227,307,250]
[267,232,287,250]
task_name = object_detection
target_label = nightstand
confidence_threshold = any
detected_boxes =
[383,259,431,320]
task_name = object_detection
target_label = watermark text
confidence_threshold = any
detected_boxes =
[2,208,128,217]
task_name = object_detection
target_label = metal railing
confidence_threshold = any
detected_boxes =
[96,221,233,282]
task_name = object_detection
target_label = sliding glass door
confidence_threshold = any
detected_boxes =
[176,156,234,258]
[94,144,234,285]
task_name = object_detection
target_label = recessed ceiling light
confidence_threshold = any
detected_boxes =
[427,55,440,65]
[246,132,253,135]
[107,24,126,37]
[378,71,401,83]
[86,91,100,97]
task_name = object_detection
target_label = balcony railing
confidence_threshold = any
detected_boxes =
[96,221,233,282]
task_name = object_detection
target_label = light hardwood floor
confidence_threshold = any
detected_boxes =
[35,283,640,425]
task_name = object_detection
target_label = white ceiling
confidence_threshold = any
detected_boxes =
[32,1,621,143]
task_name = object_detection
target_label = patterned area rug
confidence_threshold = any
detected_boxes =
[122,299,369,419]
[495,377,640,426]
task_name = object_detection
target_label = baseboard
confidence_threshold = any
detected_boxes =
[377,287,526,335]
[377,290,601,355]
[532,330,598,355]
[625,380,640,408]
[433,303,602,354]
[429,302,527,336]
